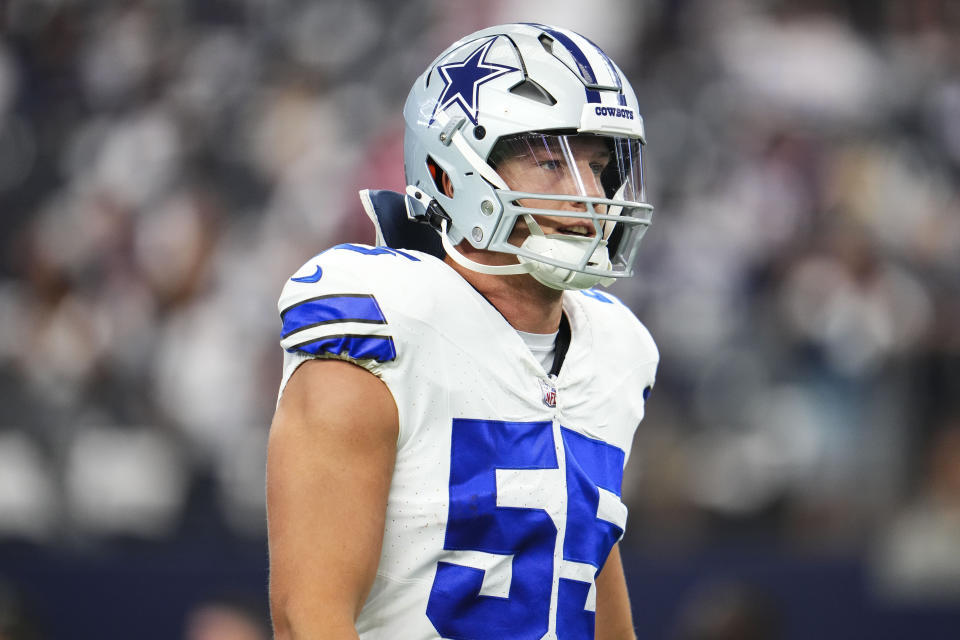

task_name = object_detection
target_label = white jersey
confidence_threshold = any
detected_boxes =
[277,243,658,640]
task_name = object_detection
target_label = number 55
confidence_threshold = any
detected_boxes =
[427,419,627,640]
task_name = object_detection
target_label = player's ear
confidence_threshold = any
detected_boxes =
[427,157,454,198]
[441,171,454,198]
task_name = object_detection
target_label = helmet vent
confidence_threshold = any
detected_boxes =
[538,33,555,54]
[509,79,557,106]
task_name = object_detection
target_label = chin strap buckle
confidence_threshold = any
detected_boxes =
[404,185,450,230]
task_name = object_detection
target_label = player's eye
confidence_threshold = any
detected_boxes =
[537,159,563,171]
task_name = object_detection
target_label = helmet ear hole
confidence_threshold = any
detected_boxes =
[427,157,454,197]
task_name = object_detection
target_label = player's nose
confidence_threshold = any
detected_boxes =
[559,189,606,215]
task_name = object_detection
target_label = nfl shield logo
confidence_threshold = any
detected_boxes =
[539,378,557,408]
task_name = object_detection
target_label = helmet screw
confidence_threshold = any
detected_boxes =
[474,125,486,139]
[471,226,484,242]
[480,200,495,216]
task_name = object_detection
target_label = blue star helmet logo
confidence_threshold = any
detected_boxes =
[429,37,518,126]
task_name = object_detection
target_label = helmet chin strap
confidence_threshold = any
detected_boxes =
[440,205,614,288]
[518,234,616,290]
[442,216,615,289]
[439,219,531,276]
[516,214,614,290]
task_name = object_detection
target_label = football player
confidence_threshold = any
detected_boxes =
[267,23,658,640]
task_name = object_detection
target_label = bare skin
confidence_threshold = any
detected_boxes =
[268,359,398,639]
[268,134,636,639]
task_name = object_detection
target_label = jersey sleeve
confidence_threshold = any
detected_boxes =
[604,290,659,398]
[275,246,403,399]
[577,288,659,369]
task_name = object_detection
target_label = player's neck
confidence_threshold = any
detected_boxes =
[443,252,563,334]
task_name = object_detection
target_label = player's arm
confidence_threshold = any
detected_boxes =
[266,358,399,639]
[594,543,637,640]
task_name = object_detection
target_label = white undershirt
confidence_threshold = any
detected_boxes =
[516,329,559,372]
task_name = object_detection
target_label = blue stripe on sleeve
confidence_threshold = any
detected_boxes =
[281,294,387,338]
[287,334,397,363]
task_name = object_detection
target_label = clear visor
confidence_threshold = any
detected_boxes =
[486,132,652,275]
[489,132,645,201]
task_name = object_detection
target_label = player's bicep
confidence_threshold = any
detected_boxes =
[267,358,399,637]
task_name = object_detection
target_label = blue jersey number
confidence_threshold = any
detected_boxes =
[426,419,626,640]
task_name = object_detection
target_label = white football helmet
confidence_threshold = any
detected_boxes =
[403,23,653,290]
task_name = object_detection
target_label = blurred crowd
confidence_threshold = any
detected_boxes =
[0,0,959,635]
[614,0,960,603]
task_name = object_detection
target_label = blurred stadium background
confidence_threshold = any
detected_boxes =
[0,0,959,638]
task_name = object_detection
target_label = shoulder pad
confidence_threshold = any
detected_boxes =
[359,189,445,259]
